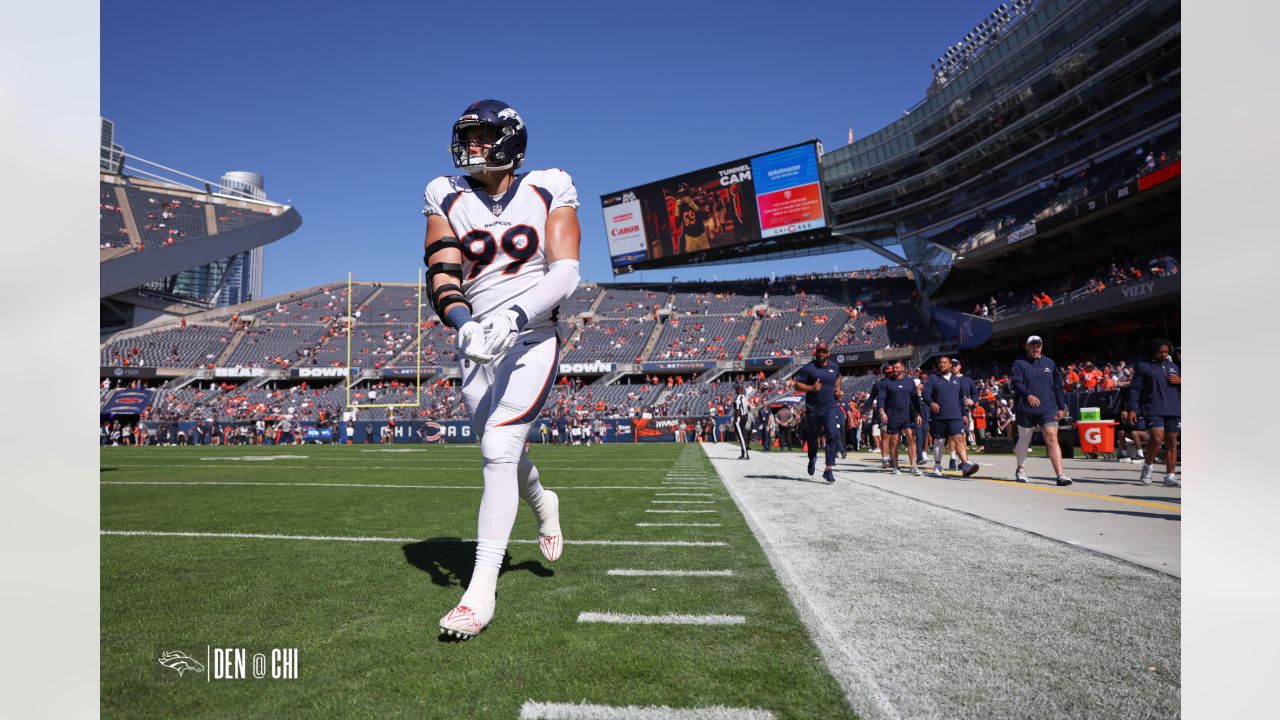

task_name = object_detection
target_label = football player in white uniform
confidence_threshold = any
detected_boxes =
[422,99,581,639]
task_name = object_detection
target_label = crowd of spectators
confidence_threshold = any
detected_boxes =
[956,246,1179,320]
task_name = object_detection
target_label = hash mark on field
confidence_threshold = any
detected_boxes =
[100,530,726,547]
[577,612,746,625]
[607,569,734,577]
[520,700,774,720]
[655,493,714,497]
[645,509,718,514]
[636,523,721,527]
[650,500,716,504]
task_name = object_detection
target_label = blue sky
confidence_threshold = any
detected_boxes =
[102,0,1001,296]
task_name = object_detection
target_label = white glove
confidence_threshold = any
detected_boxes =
[456,320,494,364]
[477,309,522,359]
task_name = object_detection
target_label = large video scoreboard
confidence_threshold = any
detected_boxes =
[601,141,827,274]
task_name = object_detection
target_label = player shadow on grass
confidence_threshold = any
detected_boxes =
[744,474,828,484]
[1065,508,1180,521]
[401,538,554,590]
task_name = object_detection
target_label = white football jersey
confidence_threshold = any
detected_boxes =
[423,169,579,328]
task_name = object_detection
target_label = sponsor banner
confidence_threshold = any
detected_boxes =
[1138,160,1180,192]
[834,352,872,365]
[101,366,157,378]
[214,367,267,378]
[602,197,648,265]
[930,307,993,350]
[101,389,153,415]
[751,144,826,239]
[379,367,441,378]
[743,357,793,370]
[600,141,825,271]
[630,416,733,443]
[1006,222,1037,244]
[558,361,617,375]
[641,360,718,373]
[291,367,353,379]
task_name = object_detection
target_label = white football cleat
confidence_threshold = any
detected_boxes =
[537,489,563,562]
[439,604,491,640]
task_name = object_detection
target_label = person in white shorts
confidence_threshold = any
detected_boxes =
[422,99,580,640]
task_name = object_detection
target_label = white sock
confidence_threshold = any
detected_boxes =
[932,440,944,465]
[1014,426,1033,467]
[458,565,498,622]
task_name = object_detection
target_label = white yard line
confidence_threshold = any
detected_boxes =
[635,523,721,527]
[101,530,725,547]
[607,569,734,577]
[644,509,718,514]
[519,700,773,720]
[577,612,746,625]
[102,481,675,491]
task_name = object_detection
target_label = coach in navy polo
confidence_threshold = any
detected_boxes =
[925,356,980,478]
[1010,335,1072,486]
[793,341,842,484]
[1124,337,1181,487]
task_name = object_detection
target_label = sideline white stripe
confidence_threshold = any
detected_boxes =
[645,509,717,514]
[519,701,773,720]
[650,500,715,504]
[101,530,725,547]
[101,481,675,491]
[577,612,746,625]
[608,569,734,577]
[636,523,721,527]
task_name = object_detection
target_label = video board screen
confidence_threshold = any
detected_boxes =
[601,141,826,272]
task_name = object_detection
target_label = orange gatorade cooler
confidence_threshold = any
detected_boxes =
[1076,420,1117,454]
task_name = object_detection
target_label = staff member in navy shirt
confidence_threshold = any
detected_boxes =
[1010,335,1072,486]
[914,373,932,469]
[925,356,981,478]
[876,360,923,475]
[793,341,842,484]
[1124,338,1181,487]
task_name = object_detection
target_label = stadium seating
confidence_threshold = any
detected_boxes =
[100,183,131,248]
[560,285,603,317]
[751,311,847,357]
[123,187,208,250]
[650,314,751,360]
[101,324,233,368]
[671,290,762,315]
[594,288,669,316]
[221,326,328,368]
[214,204,274,233]
[308,324,417,368]
[560,317,657,363]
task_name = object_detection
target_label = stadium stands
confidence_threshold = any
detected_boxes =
[560,317,657,363]
[100,183,131,248]
[123,187,208,250]
[101,324,233,368]
[752,311,848,357]
[214,204,274,233]
[594,288,669,316]
[650,314,751,360]
[221,326,328,368]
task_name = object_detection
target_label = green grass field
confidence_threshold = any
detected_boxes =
[101,443,857,719]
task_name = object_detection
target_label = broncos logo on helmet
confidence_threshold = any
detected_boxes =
[450,99,528,175]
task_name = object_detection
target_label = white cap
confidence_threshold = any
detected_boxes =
[1026,335,1043,344]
